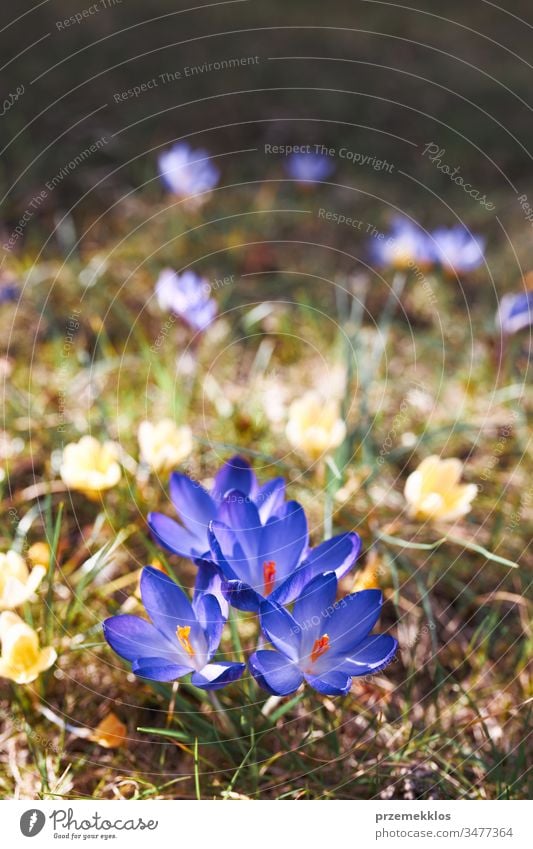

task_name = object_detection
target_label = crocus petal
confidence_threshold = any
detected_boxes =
[303,532,361,581]
[259,599,300,661]
[27,564,47,591]
[270,565,314,607]
[218,490,261,530]
[191,661,245,690]
[324,589,384,655]
[148,512,207,558]
[0,564,47,610]
[103,614,172,662]
[212,456,256,501]
[304,670,352,696]
[404,470,423,506]
[497,291,533,334]
[255,478,286,521]
[434,458,463,490]
[249,650,304,696]
[140,566,196,643]
[258,501,308,582]
[221,579,263,612]
[208,522,250,583]
[35,646,58,675]
[189,299,217,332]
[131,657,190,681]
[292,572,338,653]
[337,634,398,675]
[217,491,262,564]
[269,533,361,606]
[194,559,228,618]
[437,484,478,521]
[169,473,217,536]
[193,593,225,658]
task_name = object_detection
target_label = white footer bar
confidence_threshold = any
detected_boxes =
[3,799,530,848]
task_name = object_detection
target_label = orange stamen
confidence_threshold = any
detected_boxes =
[176,625,194,657]
[310,634,330,664]
[263,560,277,595]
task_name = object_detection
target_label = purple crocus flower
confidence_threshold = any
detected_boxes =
[249,573,397,696]
[158,143,220,199]
[155,268,217,332]
[208,493,361,612]
[148,455,286,561]
[0,282,19,304]
[431,226,485,274]
[285,152,335,183]
[496,291,533,335]
[103,566,245,689]
[371,217,434,269]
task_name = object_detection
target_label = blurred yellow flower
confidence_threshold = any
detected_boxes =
[27,542,50,570]
[404,455,477,522]
[286,392,346,461]
[352,550,381,591]
[0,550,46,610]
[60,436,121,497]
[138,419,193,474]
[0,612,56,683]
[90,712,127,748]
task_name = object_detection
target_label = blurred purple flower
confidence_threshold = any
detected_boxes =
[0,282,19,304]
[496,291,533,335]
[158,143,220,199]
[285,152,335,183]
[432,226,485,274]
[155,268,217,332]
[370,217,434,269]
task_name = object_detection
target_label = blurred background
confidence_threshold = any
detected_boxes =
[2,0,532,237]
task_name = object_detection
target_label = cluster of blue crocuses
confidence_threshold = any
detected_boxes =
[371,215,485,274]
[103,456,397,696]
[157,142,334,196]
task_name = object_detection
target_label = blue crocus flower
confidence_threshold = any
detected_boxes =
[496,291,533,335]
[285,152,335,183]
[155,268,217,332]
[148,455,286,560]
[249,573,397,696]
[431,226,485,274]
[0,282,19,304]
[208,494,361,612]
[371,216,434,269]
[158,142,220,199]
[103,566,245,689]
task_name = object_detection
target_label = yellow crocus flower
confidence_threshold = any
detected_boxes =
[60,435,121,497]
[138,419,193,474]
[404,455,477,522]
[0,612,57,684]
[286,392,346,461]
[0,550,46,610]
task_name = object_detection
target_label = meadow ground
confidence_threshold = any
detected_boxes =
[0,182,531,801]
